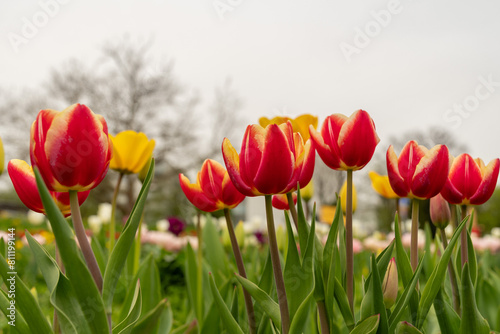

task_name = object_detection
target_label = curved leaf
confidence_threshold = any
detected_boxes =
[209,273,244,334]
[113,281,142,334]
[459,263,490,334]
[350,314,380,334]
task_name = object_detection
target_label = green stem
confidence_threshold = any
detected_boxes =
[132,213,144,275]
[345,170,354,314]
[69,191,103,292]
[110,173,124,252]
[440,228,460,315]
[411,199,419,272]
[265,195,290,334]
[224,209,256,334]
[196,211,204,329]
[286,192,299,230]
[460,204,468,268]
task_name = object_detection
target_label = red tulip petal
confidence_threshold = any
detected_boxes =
[440,179,465,204]
[337,110,379,169]
[412,145,449,199]
[322,114,347,152]
[386,146,410,197]
[272,193,296,210]
[8,159,45,213]
[30,109,60,190]
[221,173,245,208]
[296,139,315,188]
[310,124,343,170]
[179,173,219,212]
[199,159,226,202]
[222,138,257,196]
[470,158,500,205]
[240,124,265,187]
[448,154,482,200]
[253,124,294,194]
[43,104,111,191]
[397,141,427,191]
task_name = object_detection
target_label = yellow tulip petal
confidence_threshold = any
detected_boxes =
[110,130,155,174]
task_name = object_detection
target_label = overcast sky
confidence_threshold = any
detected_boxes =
[1,0,499,173]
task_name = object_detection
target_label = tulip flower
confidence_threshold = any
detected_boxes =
[30,104,112,192]
[109,130,155,174]
[382,258,398,309]
[387,140,449,272]
[340,179,357,214]
[386,141,449,199]
[0,135,4,175]
[440,153,500,269]
[440,154,500,206]
[310,109,379,314]
[309,109,379,171]
[180,158,255,331]
[222,121,315,196]
[179,159,245,212]
[430,194,451,230]
[8,159,89,217]
[369,171,399,199]
[259,114,318,141]
[272,193,297,210]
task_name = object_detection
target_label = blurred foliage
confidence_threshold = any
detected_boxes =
[478,188,500,233]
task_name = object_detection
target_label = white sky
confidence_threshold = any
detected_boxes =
[1,0,499,172]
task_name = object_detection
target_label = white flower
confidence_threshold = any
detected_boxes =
[27,210,45,226]
[88,215,102,234]
[97,203,112,224]
[156,219,170,232]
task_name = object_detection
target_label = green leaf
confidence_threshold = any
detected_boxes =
[34,168,108,333]
[363,240,395,293]
[394,212,418,322]
[350,314,380,334]
[284,211,312,321]
[360,254,389,333]
[203,215,229,283]
[119,254,162,322]
[459,263,490,334]
[334,276,355,330]
[455,228,478,286]
[201,299,222,334]
[91,236,107,274]
[235,274,281,330]
[433,288,460,334]
[296,186,309,252]
[416,215,467,328]
[103,160,154,316]
[185,242,202,322]
[130,299,168,334]
[0,289,30,334]
[389,254,425,332]
[230,285,239,323]
[209,273,244,334]
[288,289,315,334]
[26,231,92,334]
[113,281,142,334]
[395,321,424,334]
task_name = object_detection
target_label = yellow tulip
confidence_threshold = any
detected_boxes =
[109,130,155,174]
[0,135,4,175]
[369,171,399,199]
[300,180,314,202]
[258,114,318,141]
[340,179,357,214]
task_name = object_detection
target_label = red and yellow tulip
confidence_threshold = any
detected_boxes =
[222,121,315,196]
[179,159,245,212]
[8,159,89,217]
[30,104,112,192]
[369,171,399,199]
[259,114,318,141]
[272,193,297,210]
[386,140,449,199]
[440,154,500,205]
[309,110,379,171]
[109,130,155,174]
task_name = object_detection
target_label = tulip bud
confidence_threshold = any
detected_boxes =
[235,221,245,248]
[430,194,451,229]
[382,257,398,309]
[340,180,357,214]
[300,181,314,202]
